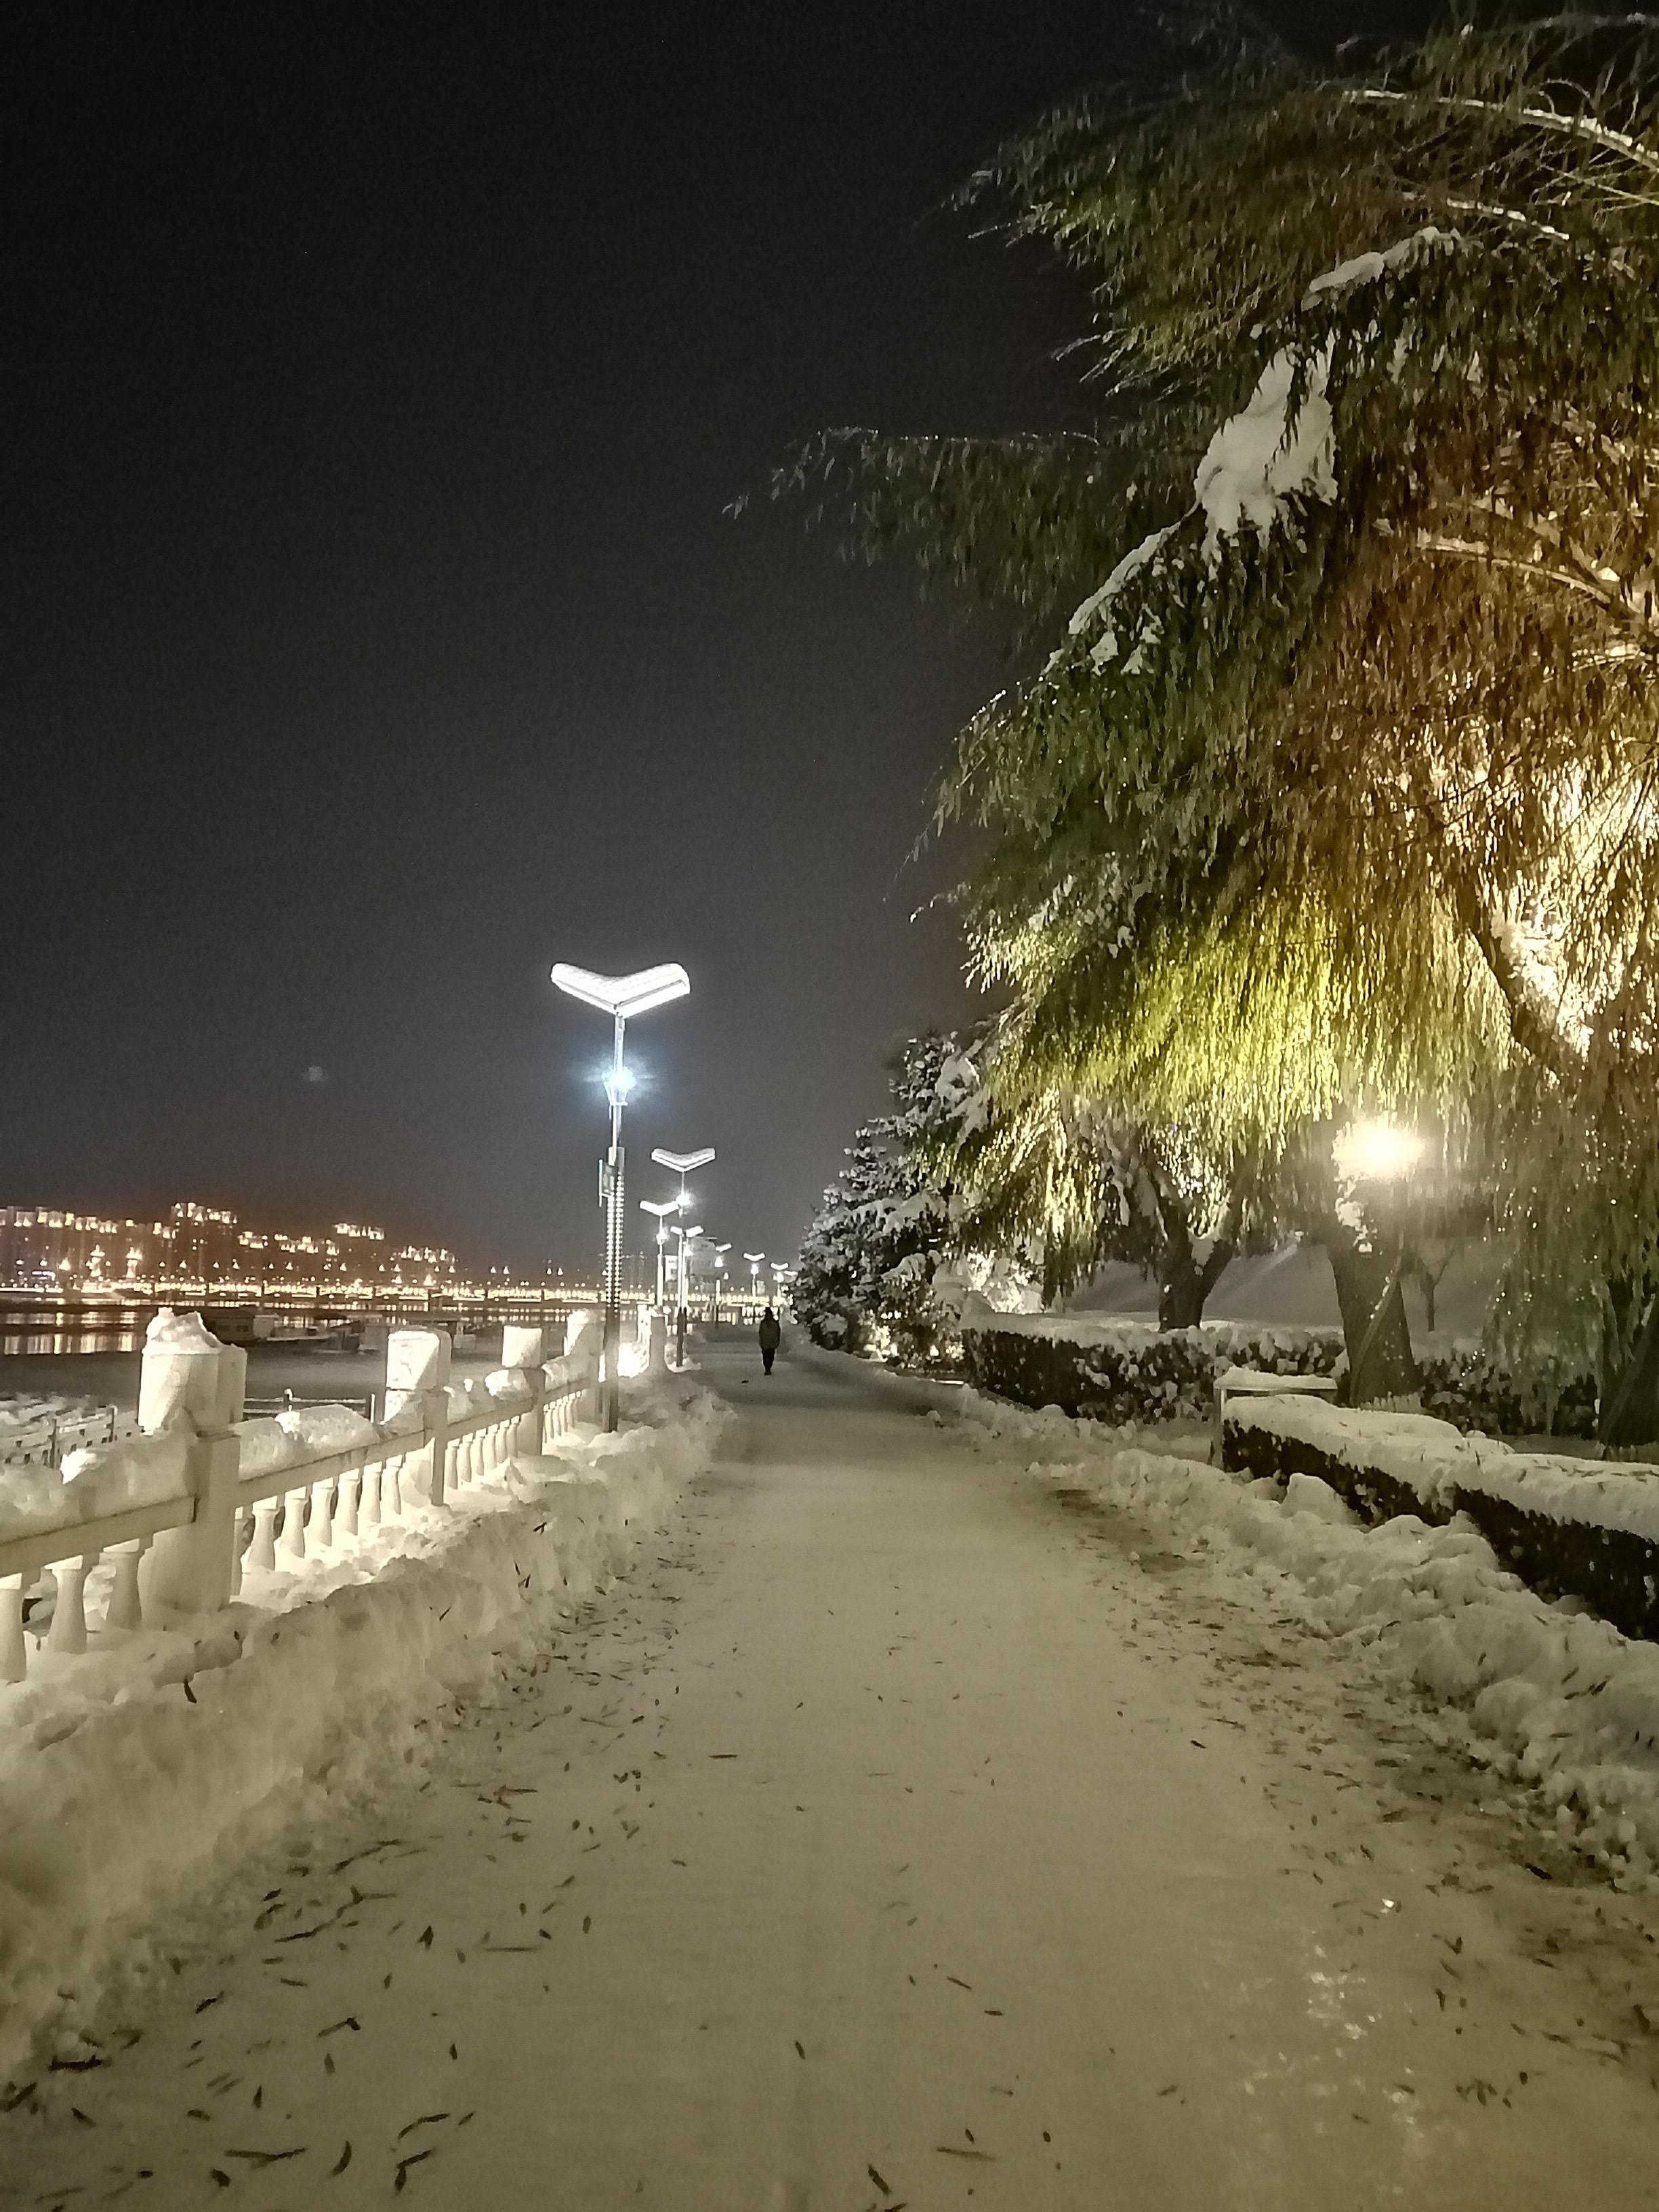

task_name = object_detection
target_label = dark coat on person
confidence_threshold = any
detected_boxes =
[757,1310,781,1353]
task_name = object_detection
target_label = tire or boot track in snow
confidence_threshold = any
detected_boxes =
[5,1349,1659,2211]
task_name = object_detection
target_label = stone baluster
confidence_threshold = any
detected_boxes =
[248,1498,280,1573]
[48,1554,96,1654]
[337,1468,362,1540]
[281,1487,308,1563]
[104,1540,146,1631]
[0,1575,26,1682]
[310,1473,335,1550]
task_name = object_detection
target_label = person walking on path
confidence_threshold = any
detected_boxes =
[757,1305,781,1374]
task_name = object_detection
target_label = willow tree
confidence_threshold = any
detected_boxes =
[775,11,1659,1425]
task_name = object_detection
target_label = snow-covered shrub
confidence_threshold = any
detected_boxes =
[792,1029,1016,1364]
[964,1314,1603,1435]
[1418,1345,1597,1439]
[962,1315,1341,1422]
[1223,1394,1659,1643]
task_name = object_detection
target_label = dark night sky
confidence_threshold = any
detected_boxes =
[2,1,1429,1273]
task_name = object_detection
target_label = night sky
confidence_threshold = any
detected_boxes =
[3,1,1428,1275]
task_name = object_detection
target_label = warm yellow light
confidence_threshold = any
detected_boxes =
[1336,1118,1423,1183]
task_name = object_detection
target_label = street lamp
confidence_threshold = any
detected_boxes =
[551,960,691,1431]
[640,1197,678,1308]
[710,1242,731,1325]
[744,1252,765,1309]
[652,1145,714,1362]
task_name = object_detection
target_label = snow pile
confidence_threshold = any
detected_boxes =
[142,1310,223,1356]
[1235,1393,1659,1539]
[228,1416,302,1479]
[962,1391,1659,1881]
[0,1376,726,2080]
[274,1401,380,1454]
[0,1433,192,1544]
[58,1433,192,1517]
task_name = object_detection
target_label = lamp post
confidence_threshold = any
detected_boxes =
[652,1145,715,1363]
[677,1227,703,1350]
[710,1243,731,1325]
[551,961,691,1431]
[1334,1116,1425,1404]
[744,1252,765,1313]
[640,1198,678,1309]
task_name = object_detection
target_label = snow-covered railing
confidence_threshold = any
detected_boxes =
[0,1398,134,1469]
[0,1315,597,1684]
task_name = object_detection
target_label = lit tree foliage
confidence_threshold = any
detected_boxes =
[779,9,1659,1425]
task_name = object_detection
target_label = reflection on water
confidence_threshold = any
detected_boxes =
[3,1319,148,1357]
[0,1300,584,1359]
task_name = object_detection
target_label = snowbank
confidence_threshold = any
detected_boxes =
[0,1376,726,2081]
[959,1391,1659,1883]
[1227,1394,1659,1642]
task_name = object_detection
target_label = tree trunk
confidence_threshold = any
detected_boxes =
[1157,1225,1239,1328]
[1320,1229,1421,1407]
[1145,1143,1241,1331]
[1599,1285,1659,1451]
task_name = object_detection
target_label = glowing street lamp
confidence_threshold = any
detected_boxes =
[744,1252,765,1307]
[1333,1115,1425,1402]
[552,961,691,1431]
[640,1197,678,1307]
[652,1145,714,1362]
[1336,1118,1424,1184]
[710,1242,731,1325]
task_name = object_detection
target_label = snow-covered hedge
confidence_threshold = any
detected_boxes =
[1418,1345,1598,1439]
[962,1315,1340,1422]
[1223,1395,1659,1642]
[964,1314,1601,1437]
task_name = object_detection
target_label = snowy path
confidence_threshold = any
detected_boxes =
[7,1347,1659,2209]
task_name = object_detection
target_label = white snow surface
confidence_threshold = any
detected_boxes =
[142,1309,224,1356]
[1235,1391,1659,1542]
[0,1375,725,2078]
[274,1402,380,1454]
[11,1345,1659,2208]
[964,1389,1659,1879]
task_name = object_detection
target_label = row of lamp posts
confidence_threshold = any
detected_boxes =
[552,962,780,1430]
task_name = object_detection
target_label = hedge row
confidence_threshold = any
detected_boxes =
[961,1319,1599,1436]
[1223,1399,1659,1644]
[960,1320,1338,1425]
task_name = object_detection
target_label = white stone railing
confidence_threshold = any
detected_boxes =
[0,1319,597,1685]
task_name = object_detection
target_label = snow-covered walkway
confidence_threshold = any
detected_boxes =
[7,1347,1659,2209]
